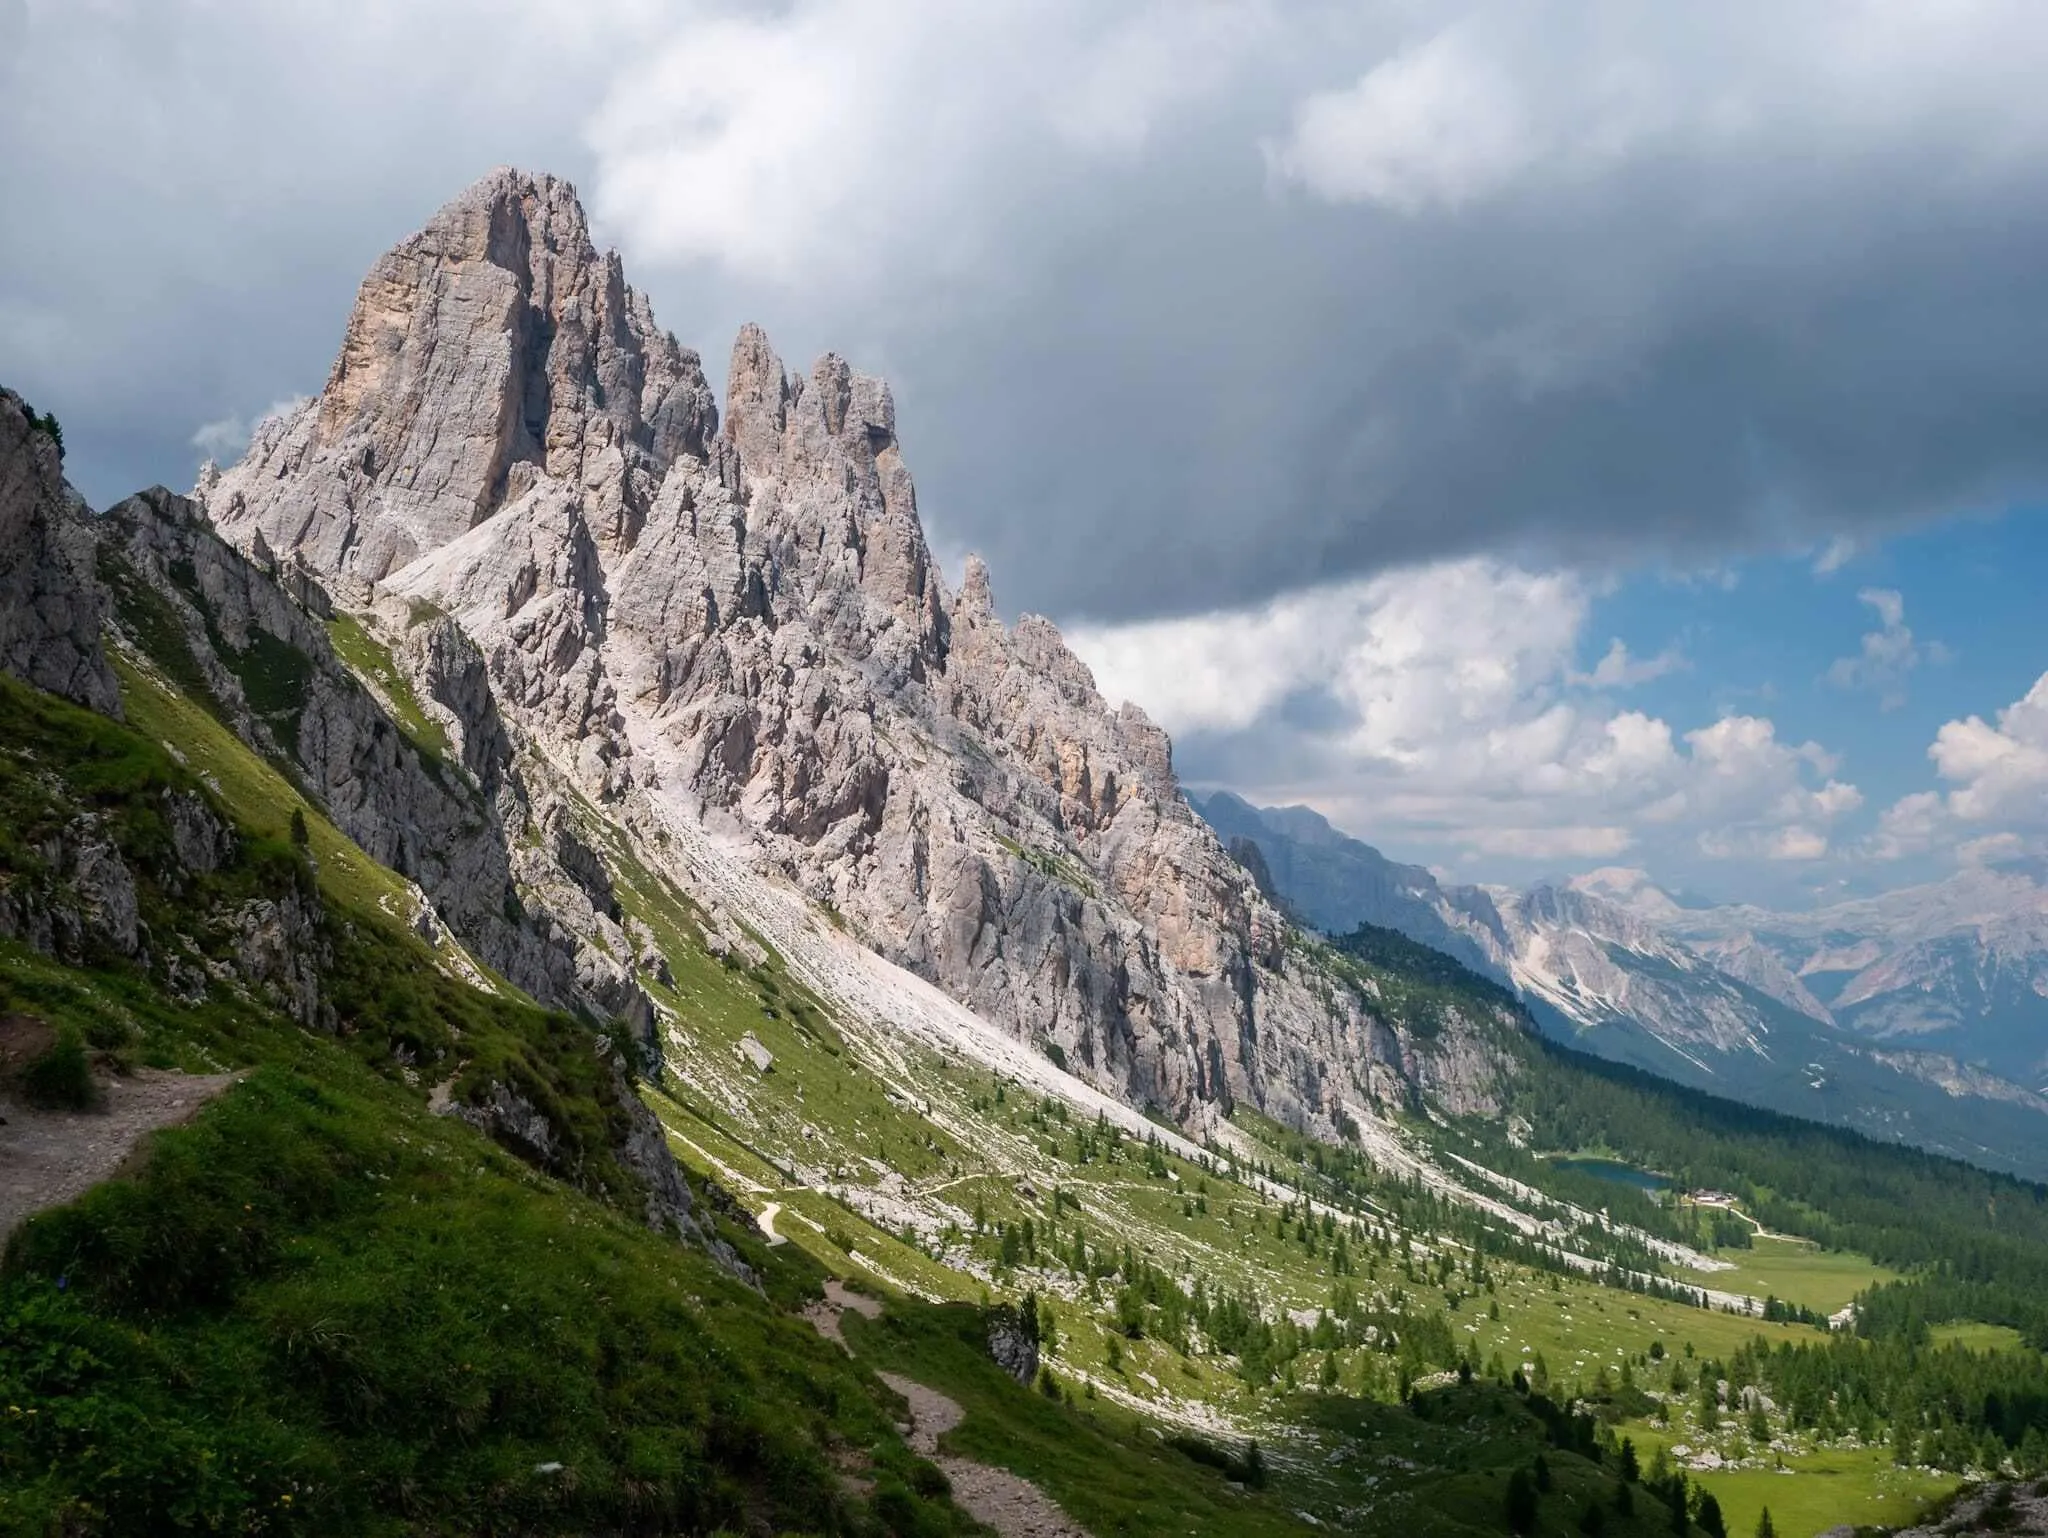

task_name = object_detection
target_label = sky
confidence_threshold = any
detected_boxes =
[4,0,2047,908]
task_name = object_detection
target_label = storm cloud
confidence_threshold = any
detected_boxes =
[8,1,2048,624]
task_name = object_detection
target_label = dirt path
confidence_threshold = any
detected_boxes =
[758,1201,788,1246]
[805,1285,1089,1538]
[0,1069,240,1239]
[803,1278,881,1347]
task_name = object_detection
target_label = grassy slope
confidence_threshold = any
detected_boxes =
[322,613,453,764]
[845,1300,1695,1538]
[1929,1323,2031,1354]
[0,670,974,1537]
[15,656,1450,1538]
[1623,1422,1953,1538]
[607,855,1922,1533]
[569,825,2036,1536]
[1706,1235,1897,1318]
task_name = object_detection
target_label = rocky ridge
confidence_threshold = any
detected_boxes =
[202,167,1517,1140]
[1643,866,2048,1087]
[0,388,119,716]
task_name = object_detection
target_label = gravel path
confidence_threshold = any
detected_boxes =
[877,1371,1090,1537]
[0,1069,240,1239]
[803,1278,881,1347]
[805,1284,1089,1538]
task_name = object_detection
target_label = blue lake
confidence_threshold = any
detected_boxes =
[1549,1156,1672,1194]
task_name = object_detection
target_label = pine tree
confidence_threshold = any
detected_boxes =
[1754,1508,1776,1538]
[1505,1469,1539,1535]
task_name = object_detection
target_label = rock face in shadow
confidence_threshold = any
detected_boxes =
[202,168,1519,1140]
[0,389,119,715]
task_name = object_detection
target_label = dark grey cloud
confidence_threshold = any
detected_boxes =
[8,0,2048,627]
[897,144,2048,622]
[0,2,613,504]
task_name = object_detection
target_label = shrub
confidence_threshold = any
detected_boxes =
[19,1024,96,1110]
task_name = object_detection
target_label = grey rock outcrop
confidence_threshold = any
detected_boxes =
[0,820,147,967]
[202,169,1517,1141]
[0,388,119,714]
[0,744,331,1029]
[1891,1482,2048,1537]
[985,1304,1041,1385]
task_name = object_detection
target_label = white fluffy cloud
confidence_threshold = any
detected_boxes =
[1267,3,2048,216]
[1824,587,1948,710]
[1266,21,1535,213]
[1812,536,1858,576]
[1067,558,1858,874]
[583,0,1280,286]
[1873,671,2048,859]
[188,397,306,465]
[1570,638,1684,690]
[1930,672,2048,825]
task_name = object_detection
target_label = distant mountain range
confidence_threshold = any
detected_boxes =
[1195,790,2048,1178]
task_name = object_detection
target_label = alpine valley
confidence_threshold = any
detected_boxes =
[1196,793,2048,1180]
[3,170,2048,1538]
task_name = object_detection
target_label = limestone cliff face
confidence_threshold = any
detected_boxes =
[204,169,1514,1136]
[100,486,668,1037]
[0,389,119,715]
[228,172,713,583]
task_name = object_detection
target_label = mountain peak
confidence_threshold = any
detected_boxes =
[192,170,1491,1139]
[724,321,790,469]
[209,166,713,582]
[1567,866,1683,922]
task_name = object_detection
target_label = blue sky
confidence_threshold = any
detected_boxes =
[1601,509,2047,785]
[1556,506,2048,902]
